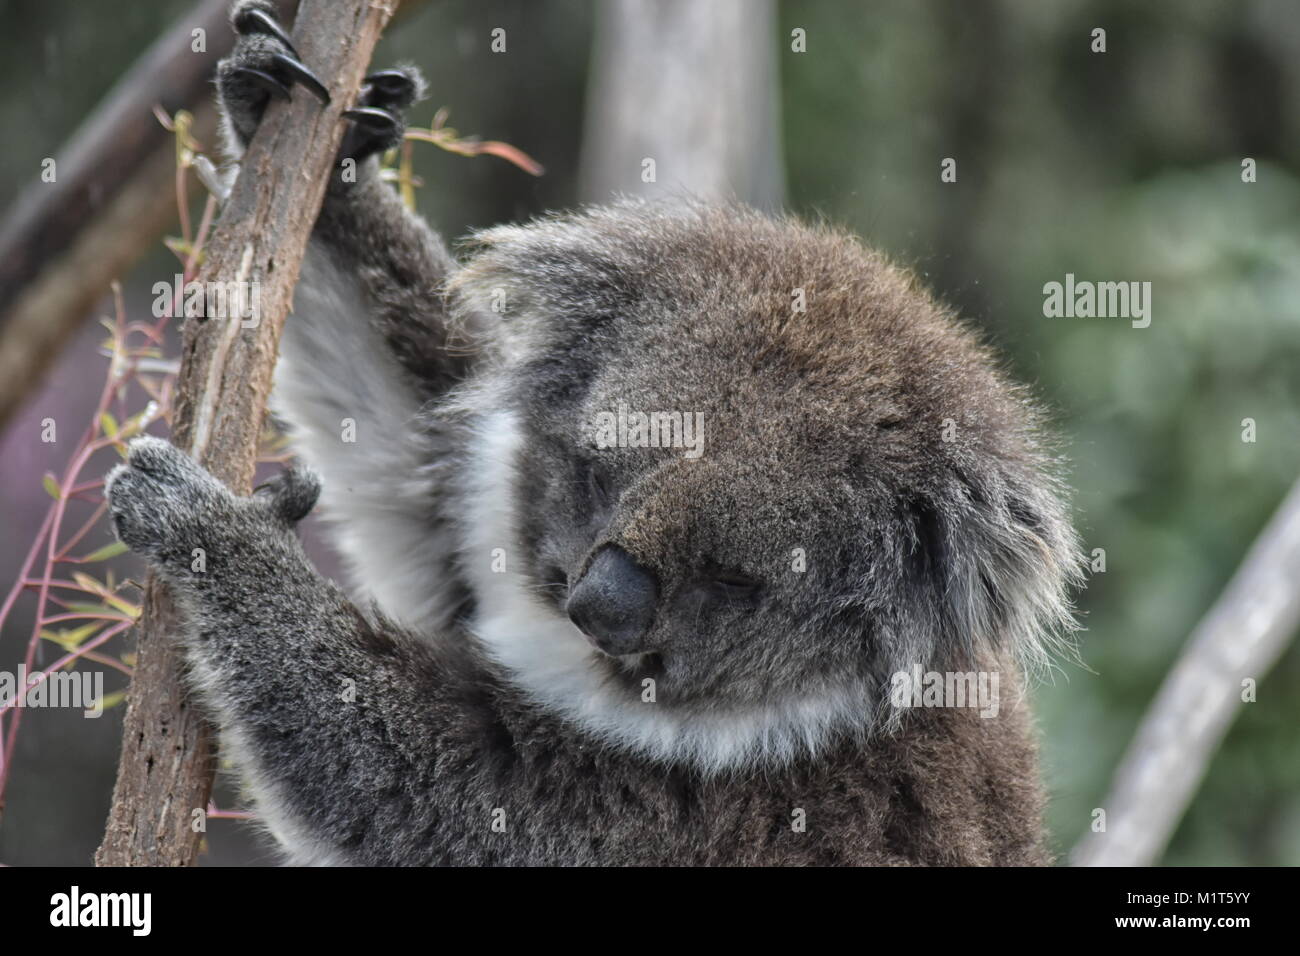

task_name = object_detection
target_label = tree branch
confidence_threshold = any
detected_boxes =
[0,0,299,431]
[95,0,397,867]
[1072,475,1300,866]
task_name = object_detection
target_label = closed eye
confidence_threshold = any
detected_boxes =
[576,457,615,514]
[707,571,764,606]
[588,465,613,507]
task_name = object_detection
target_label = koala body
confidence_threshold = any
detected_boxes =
[106,4,1081,865]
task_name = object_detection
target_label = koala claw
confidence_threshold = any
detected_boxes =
[230,1,329,102]
[268,51,331,105]
[341,106,400,132]
[233,1,301,59]
[218,2,331,146]
[363,69,422,103]
[338,67,427,161]
[230,66,292,102]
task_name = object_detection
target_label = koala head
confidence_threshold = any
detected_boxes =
[446,200,1083,768]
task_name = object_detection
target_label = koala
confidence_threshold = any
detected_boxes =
[105,2,1083,865]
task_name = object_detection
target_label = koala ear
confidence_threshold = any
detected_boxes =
[450,212,645,341]
[895,478,1082,675]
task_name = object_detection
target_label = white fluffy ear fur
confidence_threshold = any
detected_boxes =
[457,407,874,774]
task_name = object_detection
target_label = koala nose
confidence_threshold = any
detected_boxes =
[566,545,657,656]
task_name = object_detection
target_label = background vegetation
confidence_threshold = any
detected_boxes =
[1,0,1296,865]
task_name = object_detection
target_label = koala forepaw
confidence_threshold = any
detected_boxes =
[104,437,233,561]
[217,1,330,148]
[106,437,321,572]
[339,65,427,162]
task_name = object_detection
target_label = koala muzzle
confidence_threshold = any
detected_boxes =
[566,545,657,656]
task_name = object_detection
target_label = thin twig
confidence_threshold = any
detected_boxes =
[1072,476,1300,866]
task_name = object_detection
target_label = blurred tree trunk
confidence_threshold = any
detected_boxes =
[579,0,784,209]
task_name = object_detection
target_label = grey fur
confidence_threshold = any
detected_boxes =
[104,3,1084,865]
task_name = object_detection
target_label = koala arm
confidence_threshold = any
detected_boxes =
[105,437,473,865]
[214,3,479,630]
[216,3,467,405]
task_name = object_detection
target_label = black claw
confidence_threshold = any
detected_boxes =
[364,69,416,100]
[234,5,301,59]
[271,52,331,105]
[342,107,399,132]
[231,66,291,101]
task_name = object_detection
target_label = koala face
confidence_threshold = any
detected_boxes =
[510,401,874,711]
[501,348,889,712]
[450,200,1082,750]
